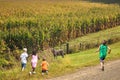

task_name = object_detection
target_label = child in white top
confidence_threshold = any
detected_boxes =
[20,48,28,71]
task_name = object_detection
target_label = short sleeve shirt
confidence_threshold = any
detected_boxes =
[20,52,28,63]
[41,61,48,70]
[99,44,108,58]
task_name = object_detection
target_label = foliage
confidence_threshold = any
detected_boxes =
[0,0,120,51]
[0,41,120,80]
[64,26,120,53]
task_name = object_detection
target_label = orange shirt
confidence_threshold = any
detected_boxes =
[41,61,48,70]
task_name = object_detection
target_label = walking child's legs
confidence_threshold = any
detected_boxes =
[21,63,26,71]
[100,57,105,71]
[31,62,37,73]
[29,67,36,75]
[42,70,48,75]
[32,67,36,73]
[29,62,37,75]
[100,60,104,70]
[46,70,48,75]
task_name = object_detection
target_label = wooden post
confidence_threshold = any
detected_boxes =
[79,43,82,50]
[66,42,69,54]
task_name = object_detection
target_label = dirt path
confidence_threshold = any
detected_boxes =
[47,59,120,80]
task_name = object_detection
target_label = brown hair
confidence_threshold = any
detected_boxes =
[102,40,107,45]
[42,57,46,61]
[32,50,37,55]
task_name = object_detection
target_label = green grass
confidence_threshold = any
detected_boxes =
[69,26,120,44]
[59,26,120,52]
[0,41,120,80]
[0,1,120,80]
[0,26,120,80]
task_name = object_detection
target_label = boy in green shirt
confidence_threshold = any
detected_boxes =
[96,40,111,71]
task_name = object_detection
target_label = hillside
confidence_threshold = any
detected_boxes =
[0,0,120,51]
[0,40,120,80]
[61,26,120,53]
[0,0,120,80]
[0,26,120,80]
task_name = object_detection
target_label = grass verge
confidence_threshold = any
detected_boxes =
[0,41,120,80]
[59,26,120,53]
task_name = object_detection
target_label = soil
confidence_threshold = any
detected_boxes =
[47,59,120,80]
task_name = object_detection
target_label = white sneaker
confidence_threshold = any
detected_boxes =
[42,73,44,75]
[29,72,32,75]
[33,71,36,74]
[22,68,24,71]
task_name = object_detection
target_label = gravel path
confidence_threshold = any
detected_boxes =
[47,59,120,80]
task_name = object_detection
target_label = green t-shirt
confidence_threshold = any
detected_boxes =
[99,44,108,58]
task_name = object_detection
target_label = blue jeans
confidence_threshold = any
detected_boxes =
[21,63,26,68]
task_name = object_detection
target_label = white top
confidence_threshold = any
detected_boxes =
[20,52,28,63]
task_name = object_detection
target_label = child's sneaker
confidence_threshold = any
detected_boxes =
[22,67,24,71]
[29,72,32,75]
[46,71,48,75]
[101,66,104,71]
[42,73,44,75]
[33,71,36,74]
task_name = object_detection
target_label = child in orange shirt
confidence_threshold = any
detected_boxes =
[41,57,49,75]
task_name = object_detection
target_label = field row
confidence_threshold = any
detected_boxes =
[0,0,120,51]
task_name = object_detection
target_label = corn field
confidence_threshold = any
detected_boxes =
[0,0,120,52]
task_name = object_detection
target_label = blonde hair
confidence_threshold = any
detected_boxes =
[23,48,27,52]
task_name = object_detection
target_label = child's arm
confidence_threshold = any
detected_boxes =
[47,62,49,66]
[95,46,100,53]
[41,62,42,66]
[38,55,40,60]
[26,53,29,61]
[108,46,111,54]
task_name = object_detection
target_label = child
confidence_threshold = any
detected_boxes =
[41,57,49,75]
[20,48,28,71]
[29,50,39,75]
[96,40,111,71]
